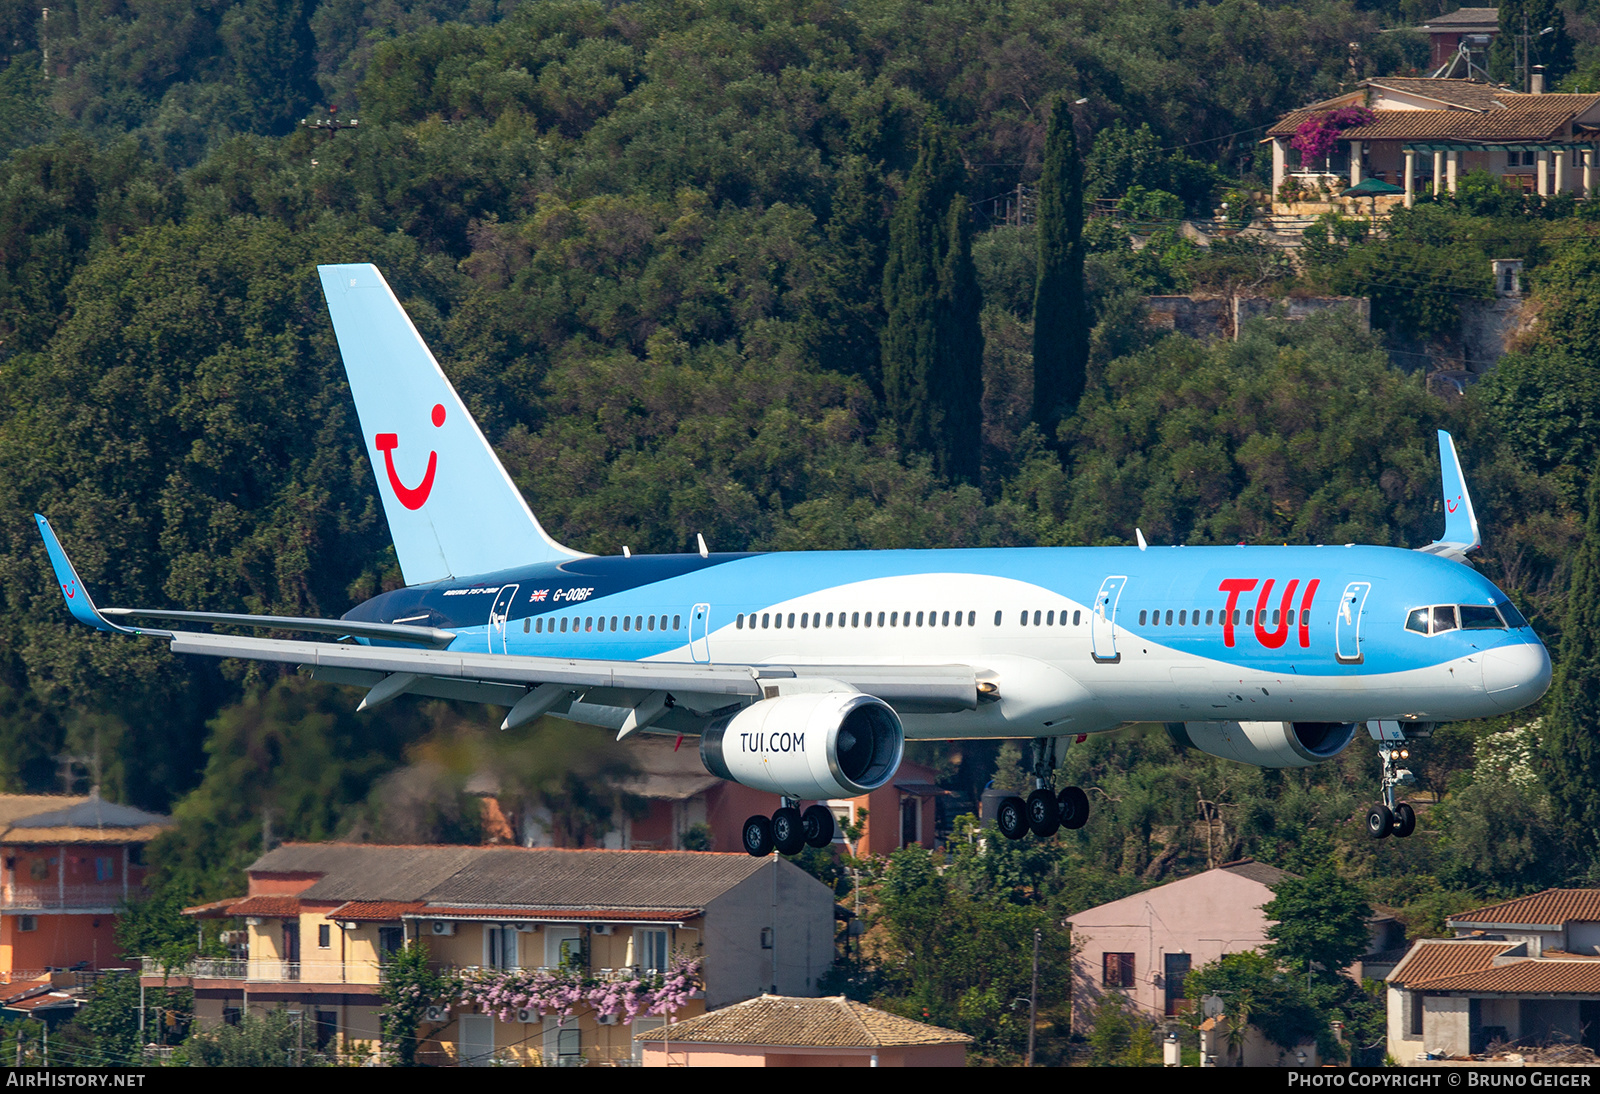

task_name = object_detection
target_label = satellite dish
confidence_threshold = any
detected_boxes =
[1202,994,1226,1019]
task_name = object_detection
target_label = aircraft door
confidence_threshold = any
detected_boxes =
[690,603,711,663]
[488,585,520,653]
[1335,581,1371,664]
[1091,576,1128,664]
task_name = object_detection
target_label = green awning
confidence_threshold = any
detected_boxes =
[1340,177,1405,196]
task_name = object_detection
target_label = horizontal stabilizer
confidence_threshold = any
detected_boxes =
[1418,430,1481,563]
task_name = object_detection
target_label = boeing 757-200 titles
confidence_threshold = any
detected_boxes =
[36,264,1551,855]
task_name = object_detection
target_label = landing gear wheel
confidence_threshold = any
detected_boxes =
[1058,786,1090,830]
[997,796,1029,840]
[742,814,774,857]
[1365,804,1393,840]
[801,804,835,848]
[1027,789,1060,837]
[772,807,805,856]
[1392,802,1416,839]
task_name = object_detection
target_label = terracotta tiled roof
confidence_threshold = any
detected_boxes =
[226,895,301,917]
[1268,103,1600,142]
[1388,940,1513,985]
[248,842,787,914]
[1220,858,1289,887]
[632,995,972,1047]
[418,846,773,910]
[328,900,425,922]
[414,905,700,922]
[1449,888,1600,929]
[250,844,487,902]
[0,792,170,845]
[182,897,245,918]
[1410,959,1600,994]
[1416,8,1501,31]
[1368,77,1510,111]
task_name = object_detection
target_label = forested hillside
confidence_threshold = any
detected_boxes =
[0,0,1598,961]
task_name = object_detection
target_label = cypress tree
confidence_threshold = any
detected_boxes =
[934,193,983,484]
[1032,97,1089,437]
[1547,457,1600,860]
[882,125,964,461]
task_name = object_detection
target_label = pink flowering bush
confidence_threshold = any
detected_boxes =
[454,955,703,1025]
[1290,106,1375,163]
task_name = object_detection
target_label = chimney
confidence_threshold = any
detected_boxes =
[1532,66,1546,94]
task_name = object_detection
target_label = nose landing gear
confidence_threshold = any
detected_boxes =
[995,736,1091,842]
[1366,720,1426,839]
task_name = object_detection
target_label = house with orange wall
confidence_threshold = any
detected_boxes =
[510,736,947,856]
[164,841,836,1065]
[0,792,169,982]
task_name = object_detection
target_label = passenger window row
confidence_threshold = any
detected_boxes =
[1137,608,1303,628]
[736,610,978,629]
[524,614,681,634]
[1405,604,1513,635]
[1018,610,1082,626]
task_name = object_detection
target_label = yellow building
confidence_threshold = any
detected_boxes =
[159,842,836,1066]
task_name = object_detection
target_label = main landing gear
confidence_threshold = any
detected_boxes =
[1365,720,1428,840]
[996,736,1090,842]
[743,799,836,857]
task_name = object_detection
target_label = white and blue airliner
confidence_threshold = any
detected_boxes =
[36,264,1552,855]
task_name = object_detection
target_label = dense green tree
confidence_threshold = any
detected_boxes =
[881,122,963,462]
[1032,98,1088,436]
[934,193,983,483]
[1488,0,1575,88]
[1262,862,1373,980]
[1543,457,1600,864]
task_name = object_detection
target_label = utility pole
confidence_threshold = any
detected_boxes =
[39,7,47,81]
[1026,928,1041,1066]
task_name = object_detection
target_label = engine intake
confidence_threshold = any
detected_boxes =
[1165,720,1357,769]
[700,693,905,799]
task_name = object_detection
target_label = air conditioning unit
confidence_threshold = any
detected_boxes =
[516,1008,538,1024]
[513,923,537,933]
[597,1013,620,1026]
[424,1006,450,1023]
[591,924,614,935]
[430,921,456,936]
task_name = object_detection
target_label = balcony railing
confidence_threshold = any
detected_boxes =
[1,884,127,910]
[140,956,387,984]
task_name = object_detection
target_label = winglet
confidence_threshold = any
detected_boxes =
[33,515,162,636]
[1418,430,1480,562]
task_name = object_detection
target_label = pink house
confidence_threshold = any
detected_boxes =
[1069,860,1285,1026]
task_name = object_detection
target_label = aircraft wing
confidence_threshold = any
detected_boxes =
[37,513,978,730]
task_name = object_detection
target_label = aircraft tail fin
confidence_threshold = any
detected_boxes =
[317,264,584,584]
[1418,429,1481,562]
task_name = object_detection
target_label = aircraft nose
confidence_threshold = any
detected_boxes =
[1482,642,1553,711]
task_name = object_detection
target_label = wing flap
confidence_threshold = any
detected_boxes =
[104,608,455,648]
[168,632,979,713]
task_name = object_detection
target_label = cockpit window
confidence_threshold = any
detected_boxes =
[1459,605,1506,630]
[1407,604,1511,635]
[1495,600,1530,628]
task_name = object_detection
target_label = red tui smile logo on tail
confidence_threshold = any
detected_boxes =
[375,403,445,510]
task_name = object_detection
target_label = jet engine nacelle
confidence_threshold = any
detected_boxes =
[700,692,905,799]
[1166,720,1358,769]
